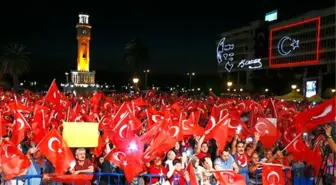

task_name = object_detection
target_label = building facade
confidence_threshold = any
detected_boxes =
[217,20,269,88]
[217,6,335,94]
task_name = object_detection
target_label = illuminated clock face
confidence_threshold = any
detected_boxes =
[82,29,88,34]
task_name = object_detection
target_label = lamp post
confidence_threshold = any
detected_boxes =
[291,84,297,90]
[331,89,336,93]
[187,72,195,90]
[65,72,69,84]
[133,77,139,91]
[227,81,233,92]
[143,69,150,89]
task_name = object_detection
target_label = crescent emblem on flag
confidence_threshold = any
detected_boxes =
[228,120,238,129]
[284,131,291,142]
[16,118,25,130]
[312,105,332,119]
[120,112,128,120]
[152,115,162,123]
[113,151,126,162]
[206,116,216,132]
[182,120,190,130]
[48,137,61,153]
[293,140,300,151]
[267,171,280,182]
[169,126,179,137]
[75,115,82,122]
[103,102,110,110]
[3,144,15,158]
[119,125,128,139]
[143,149,153,160]
[255,121,267,133]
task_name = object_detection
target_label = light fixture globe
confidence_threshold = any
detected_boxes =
[133,77,139,84]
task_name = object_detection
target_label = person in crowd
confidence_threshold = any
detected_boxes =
[260,149,273,163]
[166,159,190,185]
[272,149,290,166]
[145,155,168,185]
[69,148,94,185]
[200,157,216,185]
[231,133,260,181]
[190,156,205,185]
[96,156,114,185]
[324,125,336,153]
[195,135,211,160]
[24,147,60,185]
[173,142,183,158]
[214,147,239,173]
[165,150,176,171]
[248,152,262,185]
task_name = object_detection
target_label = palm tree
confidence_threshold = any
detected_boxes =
[0,43,30,91]
[124,37,149,73]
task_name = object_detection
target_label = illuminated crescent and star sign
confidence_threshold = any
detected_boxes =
[217,37,262,73]
[277,36,300,56]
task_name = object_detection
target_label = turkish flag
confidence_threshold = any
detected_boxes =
[11,110,31,145]
[253,117,282,148]
[294,97,336,133]
[45,79,61,106]
[37,128,75,174]
[262,164,285,185]
[214,170,246,185]
[0,140,31,180]
[204,115,230,152]
[186,162,198,185]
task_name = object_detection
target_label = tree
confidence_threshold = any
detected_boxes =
[124,37,149,73]
[0,43,30,91]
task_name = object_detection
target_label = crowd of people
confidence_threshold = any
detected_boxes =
[0,81,335,185]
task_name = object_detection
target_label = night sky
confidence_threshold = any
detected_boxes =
[0,0,334,77]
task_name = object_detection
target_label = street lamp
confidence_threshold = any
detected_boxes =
[133,77,139,84]
[187,72,195,89]
[227,81,233,87]
[291,84,297,89]
[240,88,243,92]
[265,88,269,92]
[296,89,300,92]
[65,72,69,84]
[143,69,150,89]
[331,89,336,93]
[133,77,139,91]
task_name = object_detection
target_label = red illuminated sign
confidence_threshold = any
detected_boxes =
[269,17,321,68]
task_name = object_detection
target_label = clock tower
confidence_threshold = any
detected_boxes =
[76,14,91,71]
[70,13,95,87]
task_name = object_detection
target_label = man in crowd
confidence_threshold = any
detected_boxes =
[214,147,239,173]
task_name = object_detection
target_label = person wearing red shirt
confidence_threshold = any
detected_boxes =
[146,156,168,185]
[167,159,190,185]
[195,135,211,160]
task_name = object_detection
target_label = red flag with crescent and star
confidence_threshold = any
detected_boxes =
[37,128,75,174]
[262,164,285,185]
[0,139,31,180]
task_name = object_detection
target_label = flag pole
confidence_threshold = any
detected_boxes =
[281,132,303,153]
